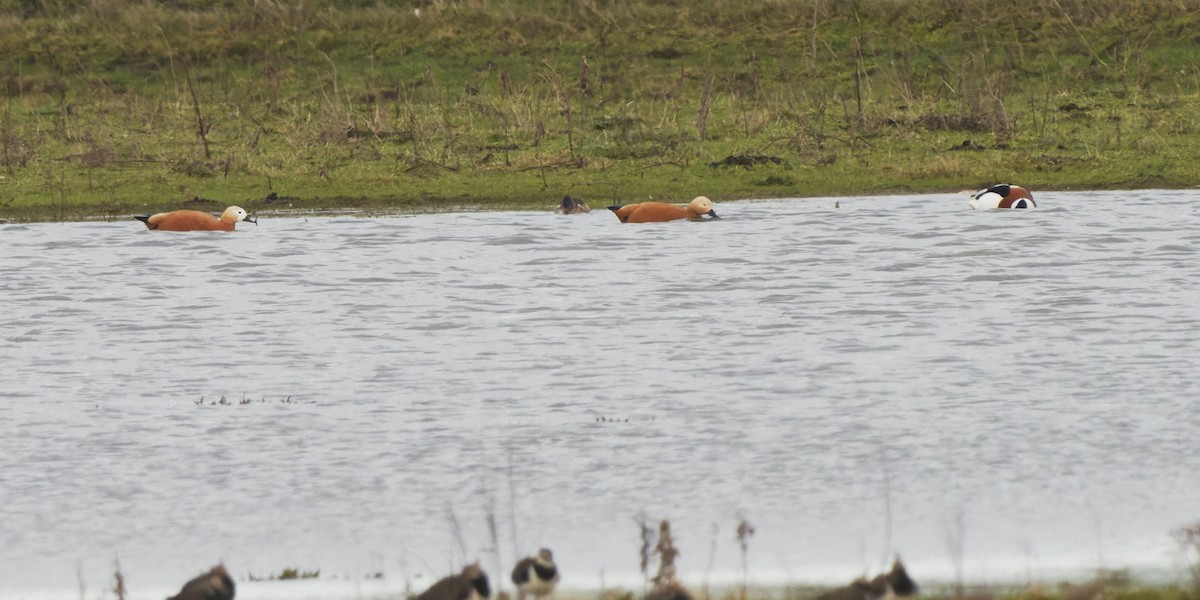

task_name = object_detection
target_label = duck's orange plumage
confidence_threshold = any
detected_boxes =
[607,196,719,223]
[135,206,255,231]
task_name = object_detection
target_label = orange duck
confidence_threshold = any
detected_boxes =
[135,206,256,231]
[607,196,719,223]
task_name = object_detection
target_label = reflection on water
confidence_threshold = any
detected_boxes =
[2,191,1199,599]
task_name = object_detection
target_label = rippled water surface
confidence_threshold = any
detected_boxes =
[3,191,1199,599]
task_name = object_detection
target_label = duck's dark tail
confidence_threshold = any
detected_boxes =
[133,215,150,223]
[606,205,623,212]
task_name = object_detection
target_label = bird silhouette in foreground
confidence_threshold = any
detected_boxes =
[817,558,918,600]
[416,563,492,600]
[607,196,719,223]
[555,196,590,214]
[645,582,695,600]
[512,548,560,600]
[166,564,235,600]
[135,206,256,231]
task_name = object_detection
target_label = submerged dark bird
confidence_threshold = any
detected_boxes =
[416,563,492,600]
[512,548,560,600]
[555,196,590,214]
[166,564,235,600]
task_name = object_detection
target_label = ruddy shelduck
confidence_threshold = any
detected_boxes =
[512,548,560,600]
[134,206,256,231]
[167,564,235,600]
[607,196,719,223]
[968,184,1036,209]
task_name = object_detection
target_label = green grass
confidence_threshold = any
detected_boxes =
[246,566,321,581]
[3,0,1200,222]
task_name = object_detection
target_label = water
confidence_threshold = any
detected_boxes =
[2,191,1199,600]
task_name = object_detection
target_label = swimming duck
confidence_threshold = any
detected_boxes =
[607,196,719,223]
[968,184,1036,209]
[135,206,256,231]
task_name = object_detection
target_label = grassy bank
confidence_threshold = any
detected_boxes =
[2,0,1200,222]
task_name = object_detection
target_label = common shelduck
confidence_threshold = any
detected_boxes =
[968,184,1036,209]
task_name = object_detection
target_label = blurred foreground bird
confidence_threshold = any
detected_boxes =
[817,558,918,600]
[512,548,559,600]
[166,564,235,600]
[416,563,492,600]
[645,582,694,600]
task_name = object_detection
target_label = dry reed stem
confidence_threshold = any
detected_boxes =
[636,514,654,587]
[486,494,505,595]
[736,518,755,600]
[946,508,967,600]
[1173,521,1200,595]
[697,74,715,142]
[183,65,211,159]
[447,503,469,565]
[112,559,126,600]
[654,519,679,586]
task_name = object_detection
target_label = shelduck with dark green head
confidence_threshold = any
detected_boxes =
[969,184,1036,210]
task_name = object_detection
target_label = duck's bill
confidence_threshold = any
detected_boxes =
[707,210,720,219]
[246,216,258,225]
